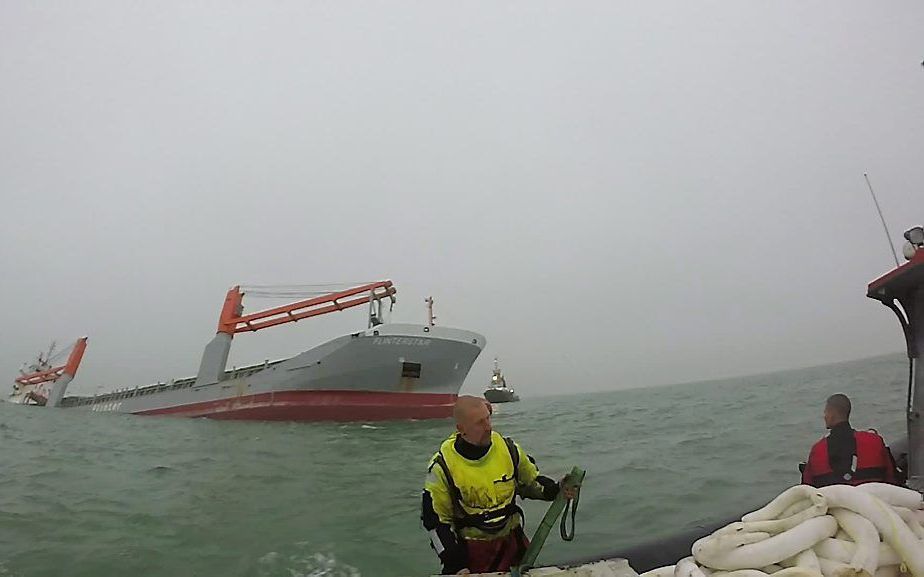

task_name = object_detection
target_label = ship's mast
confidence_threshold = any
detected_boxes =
[491,357,505,389]
[425,296,436,327]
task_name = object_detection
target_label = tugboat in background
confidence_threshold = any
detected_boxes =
[484,357,519,403]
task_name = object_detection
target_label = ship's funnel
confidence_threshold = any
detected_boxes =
[195,333,232,386]
[47,374,73,408]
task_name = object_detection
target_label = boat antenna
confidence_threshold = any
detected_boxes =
[863,172,900,268]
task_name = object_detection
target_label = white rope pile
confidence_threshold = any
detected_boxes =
[640,484,924,577]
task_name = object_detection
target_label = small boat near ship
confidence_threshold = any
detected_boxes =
[484,357,519,403]
[8,281,486,421]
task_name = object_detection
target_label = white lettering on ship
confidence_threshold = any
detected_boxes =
[92,401,123,412]
[372,337,431,346]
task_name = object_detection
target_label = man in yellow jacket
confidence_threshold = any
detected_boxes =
[421,396,575,575]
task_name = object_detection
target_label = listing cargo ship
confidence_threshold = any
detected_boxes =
[8,281,486,421]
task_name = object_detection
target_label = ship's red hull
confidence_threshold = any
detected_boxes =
[132,390,457,421]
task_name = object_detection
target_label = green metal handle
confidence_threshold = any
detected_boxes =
[510,466,585,577]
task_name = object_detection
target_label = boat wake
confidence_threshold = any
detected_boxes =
[256,544,361,577]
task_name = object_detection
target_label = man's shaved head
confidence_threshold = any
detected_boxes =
[824,393,851,429]
[454,395,488,422]
[454,395,493,446]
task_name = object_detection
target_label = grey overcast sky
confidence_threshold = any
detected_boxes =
[1,2,922,397]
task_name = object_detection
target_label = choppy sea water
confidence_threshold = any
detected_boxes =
[0,353,908,577]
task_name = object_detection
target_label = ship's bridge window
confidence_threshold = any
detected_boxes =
[401,362,421,379]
